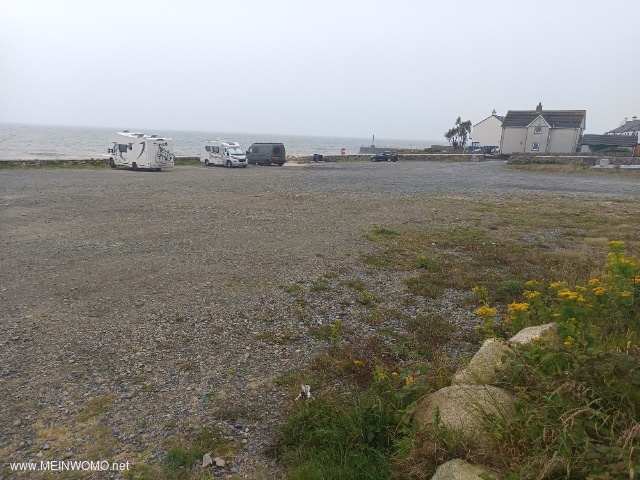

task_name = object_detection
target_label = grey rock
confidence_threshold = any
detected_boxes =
[451,338,512,385]
[431,458,500,479]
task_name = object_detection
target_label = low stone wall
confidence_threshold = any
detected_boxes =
[507,154,639,166]
[0,158,108,166]
[290,154,481,163]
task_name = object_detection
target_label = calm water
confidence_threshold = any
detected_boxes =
[0,123,440,160]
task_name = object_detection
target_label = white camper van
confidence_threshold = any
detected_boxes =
[107,131,175,171]
[200,140,247,168]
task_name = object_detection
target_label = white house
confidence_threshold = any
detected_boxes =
[606,116,640,142]
[500,103,586,154]
[470,110,503,150]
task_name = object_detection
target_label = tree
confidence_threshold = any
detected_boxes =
[444,117,472,152]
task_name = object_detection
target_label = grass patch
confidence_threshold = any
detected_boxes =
[161,427,234,480]
[310,278,331,292]
[277,195,640,477]
[174,158,202,166]
[78,395,113,422]
[370,226,400,237]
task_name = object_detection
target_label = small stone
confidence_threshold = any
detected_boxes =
[13,419,21,427]
[202,453,213,468]
[214,456,225,467]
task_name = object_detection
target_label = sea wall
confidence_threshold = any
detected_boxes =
[292,154,481,163]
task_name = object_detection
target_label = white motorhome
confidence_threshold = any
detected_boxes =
[200,140,247,167]
[107,131,174,171]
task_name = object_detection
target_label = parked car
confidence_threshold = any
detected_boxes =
[246,143,286,166]
[370,151,398,162]
[200,140,247,167]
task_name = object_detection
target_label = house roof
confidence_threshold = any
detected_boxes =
[608,119,640,134]
[503,110,586,129]
[581,134,638,147]
[472,114,504,127]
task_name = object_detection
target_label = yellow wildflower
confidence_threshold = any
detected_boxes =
[391,372,398,376]
[563,336,575,347]
[588,278,600,286]
[524,280,539,288]
[552,313,561,318]
[523,290,540,299]
[476,302,497,317]
[620,291,632,298]
[593,287,606,296]
[558,289,578,301]
[508,302,529,313]
[549,281,564,289]
[608,240,625,248]
[405,376,415,386]
[353,360,363,365]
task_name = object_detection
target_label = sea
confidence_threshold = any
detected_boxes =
[0,123,441,160]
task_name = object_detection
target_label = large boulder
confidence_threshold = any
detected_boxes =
[509,323,558,346]
[412,385,515,443]
[431,458,500,479]
[451,338,512,385]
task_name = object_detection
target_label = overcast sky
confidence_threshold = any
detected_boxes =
[1,0,638,140]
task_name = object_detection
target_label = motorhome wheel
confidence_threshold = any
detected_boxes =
[109,158,116,168]
[132,162,138,171]
[226,160,231,168]
[205,159,210,166]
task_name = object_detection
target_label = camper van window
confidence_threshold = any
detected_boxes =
[213,146,219,153]
[205,146,211,152]
[118,144,128,153]
[227,147,244,155]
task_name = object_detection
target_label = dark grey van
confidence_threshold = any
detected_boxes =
[246,143,286,166]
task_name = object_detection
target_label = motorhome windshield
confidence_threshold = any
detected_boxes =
[226,147,244,155]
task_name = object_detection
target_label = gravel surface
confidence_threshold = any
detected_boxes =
[1,161,639,479]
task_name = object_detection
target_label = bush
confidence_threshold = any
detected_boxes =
[469,241,640,478]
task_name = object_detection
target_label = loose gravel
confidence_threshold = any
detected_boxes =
[1,161,639,479]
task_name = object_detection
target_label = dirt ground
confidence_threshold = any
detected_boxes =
[1,161,639,479]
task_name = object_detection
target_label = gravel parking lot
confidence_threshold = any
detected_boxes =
[2,161,639,478]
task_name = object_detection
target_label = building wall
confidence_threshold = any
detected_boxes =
[500,127,528,154]
[471,116,502,147]
[525,118,550,153]
[548,128,580,153]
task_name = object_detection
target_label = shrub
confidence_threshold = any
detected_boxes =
[469,241,640,478]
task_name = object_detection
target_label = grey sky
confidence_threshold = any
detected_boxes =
[1,0,638,140]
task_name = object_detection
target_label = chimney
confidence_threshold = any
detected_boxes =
[491,109,496,116]
[535,103,543,113]
[633,116,638,121]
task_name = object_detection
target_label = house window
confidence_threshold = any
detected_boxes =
[534,126,542,134]
[532,142,540,151]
